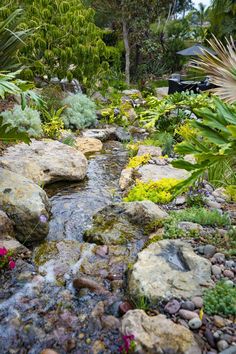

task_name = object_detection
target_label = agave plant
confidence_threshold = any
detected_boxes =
[192,35,236,103]
[172,98,236,195]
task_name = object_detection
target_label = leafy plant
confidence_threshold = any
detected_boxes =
[192,36,236,103]
[0,247,15,271]
[62,93,97,130]
[203,281,236,316]
[1,105,42,138]
[225,185,236,202]
[0,116,30,143]
[127,154,151,169]
[172,98,236,195]
[132,296,150,311]
[124,178,181,204]
[42,107,65,139]
[170,207,230,227]
[0,8,30,70]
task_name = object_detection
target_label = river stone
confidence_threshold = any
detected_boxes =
[128,239,213,301]
[121,310,202,354]
[138,164,189,182]
[137,145,162,157]
[82,127,130,142]
[0,139,88,185]
[75,137,103,154]
[0,210,14,236]
[84,201,168,246]
[0,168,50,243]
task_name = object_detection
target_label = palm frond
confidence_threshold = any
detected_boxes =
[192,35,236,103]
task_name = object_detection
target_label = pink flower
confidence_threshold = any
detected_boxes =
[9,260,16,270]
[39,215,47,223]
[0,247,7,256]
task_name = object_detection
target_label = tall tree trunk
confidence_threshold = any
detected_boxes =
[122,18,130,86]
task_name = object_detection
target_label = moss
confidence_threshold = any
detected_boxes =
[127,154,151,169]
[33,242,58,266]
[124,178,181,204]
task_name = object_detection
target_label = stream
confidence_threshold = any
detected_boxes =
[0,141,129,354]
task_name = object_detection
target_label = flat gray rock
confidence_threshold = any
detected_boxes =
[129,239,213,300]
[138,164,189,182]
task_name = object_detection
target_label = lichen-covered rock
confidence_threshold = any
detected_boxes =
[122,310,202,354]
[0,139,88,185]
[75,137,103,154]
[138,164,189,182]
[84,201,168,246]
[129,239,213,300]
[0,168,50,243]
[137,145,162,157]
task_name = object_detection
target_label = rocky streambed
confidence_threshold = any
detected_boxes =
[0,132,235,354]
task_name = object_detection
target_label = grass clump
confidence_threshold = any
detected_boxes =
[171,207,230,227]
[124,178,180,204]
[203,281,236,316]
[127,154,151,169]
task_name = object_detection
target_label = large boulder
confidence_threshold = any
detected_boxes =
[0,168,50,243]
[75,137,103,154]
[129,239,213,300]
[138,164,189,182]
[0,139,88,185]
[84,201,168,247]
[122,310,202,354]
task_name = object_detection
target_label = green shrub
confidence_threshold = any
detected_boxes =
[226,185,236,202]
[203,281,236,316]
[124,178,180,204]
[127,154,151,169]
[1,105,42,137]
[42,107,65,139]
[62,93,97,130]
[171,207,230,227]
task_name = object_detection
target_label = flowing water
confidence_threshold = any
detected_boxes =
[0,141,129,354]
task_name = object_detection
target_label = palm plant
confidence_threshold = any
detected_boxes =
[192,35,236,103]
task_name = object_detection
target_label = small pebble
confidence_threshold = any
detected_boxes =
[119,301,133,315]
[181,300,195,311]
[214,315,226,328]
[217,340,229,352]
[205,329,216,348]
[179,309,199,320]
[223,270,234,279]
[220,346,236,354]
[212,265,222,276]
[188,317,202,329]
[164,299,180,314]
[204,244,216,258]
[198,246,205,255]
[191,296,203,309]
[213,253,225,264]
[225,261,235,268]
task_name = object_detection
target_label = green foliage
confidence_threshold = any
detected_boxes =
[61,136,76,147]
[203,281,236,316]
[172,98,236,195]
[132,295,150,311]
[140,92,213,130]
[124,178,181,204]
[42,107,65,139]
[62,93,97,130]
[1,105,42,138]
[0,8,30,70]
[0,116,30,143]
[171,207,230,227]
[226,185,236,202]
[2,1,119,86]
[163,217,185,239]
[127,154,151,169]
